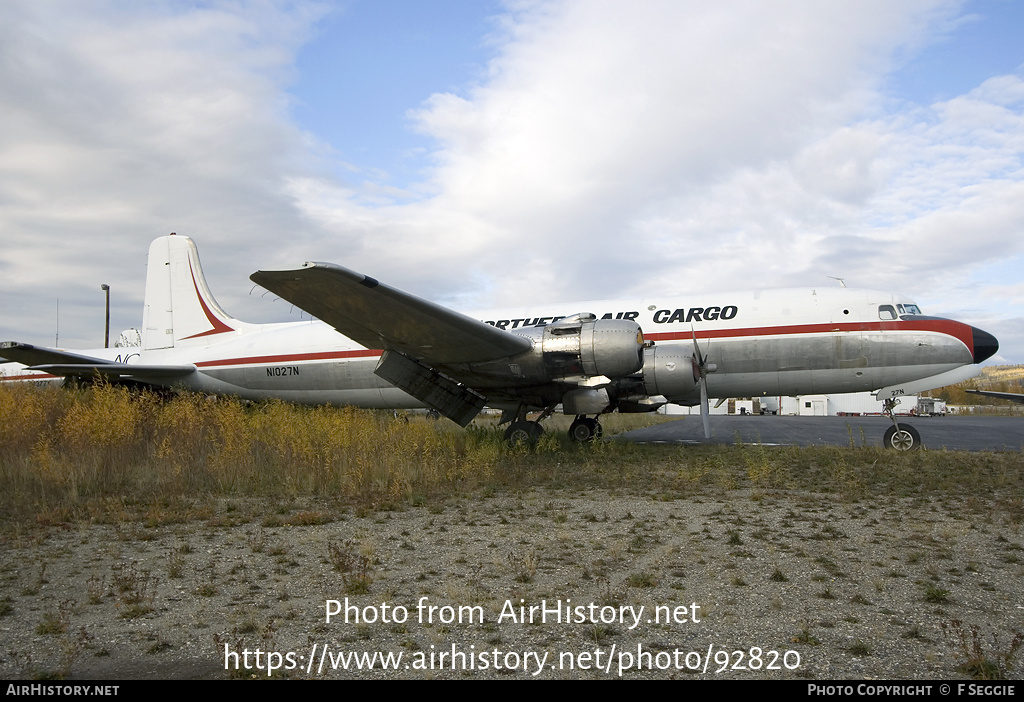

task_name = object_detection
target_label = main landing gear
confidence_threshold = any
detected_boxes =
[502,407,604,445]
[502,404,553,446]
[504,420,544,446]
[568,415,603,442]
[881,398,922,451]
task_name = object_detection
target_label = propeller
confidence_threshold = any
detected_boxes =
[692,329,718,439]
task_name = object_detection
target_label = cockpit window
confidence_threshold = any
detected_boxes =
[896,303,922,316]
[878,304,897,320]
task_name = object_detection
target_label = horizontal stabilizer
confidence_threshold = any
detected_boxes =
[28,363,196,379]
[1,342,194,380]
[1,341,111,367]
[251,262,532,365]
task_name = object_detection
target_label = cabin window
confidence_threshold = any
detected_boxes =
[878,304,897,320]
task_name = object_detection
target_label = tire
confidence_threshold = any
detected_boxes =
[505,420,542,447]
[883,424,921,450]
[569,417,603,442]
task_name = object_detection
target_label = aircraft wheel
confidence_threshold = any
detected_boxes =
[569,417,603,442]
[883,424,921,451]
[505,420,543,447]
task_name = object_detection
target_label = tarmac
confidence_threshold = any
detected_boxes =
[616,414,1024,451]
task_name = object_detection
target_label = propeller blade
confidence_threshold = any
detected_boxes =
[692,324,713,439]
[691,326,704,365]
[700,373,711,439]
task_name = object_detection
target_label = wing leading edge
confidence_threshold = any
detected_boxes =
[250,262,532,365]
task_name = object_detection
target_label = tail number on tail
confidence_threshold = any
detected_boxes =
[267,366,300,377]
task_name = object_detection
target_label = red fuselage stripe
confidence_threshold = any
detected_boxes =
[195,349,383,368]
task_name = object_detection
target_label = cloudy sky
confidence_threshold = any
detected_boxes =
[1,0,1022,363]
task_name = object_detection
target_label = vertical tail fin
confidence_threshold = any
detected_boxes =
[142,234,243,350]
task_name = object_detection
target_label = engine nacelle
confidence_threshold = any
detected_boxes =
[466,314,645,391]
[640,344,699,398]
[539,314,645,379]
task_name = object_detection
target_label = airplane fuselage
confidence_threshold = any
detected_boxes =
[3,286,986,415]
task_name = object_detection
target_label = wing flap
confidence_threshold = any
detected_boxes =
[251,263,532,364]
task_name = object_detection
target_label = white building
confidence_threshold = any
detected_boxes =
[663,391,925,416]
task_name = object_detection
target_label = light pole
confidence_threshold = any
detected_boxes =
[100,284,110,348]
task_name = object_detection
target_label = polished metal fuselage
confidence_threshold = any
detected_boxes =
[109,287,980,411]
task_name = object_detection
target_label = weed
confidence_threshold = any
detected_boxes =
[626,572,658,588]
[507,551,538,583]
[167,551,185,579]
[792,622,819,645]
[112,562,156,617]
[847,639,872,656]
[36,605,71,636]
[327,540,375,593]
[83,573,106,605]
[923,584,950,604]
[902,624,925,640]
[942,620,1023,680]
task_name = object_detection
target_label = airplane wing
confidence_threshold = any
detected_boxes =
[0,342,195,379]
[966,389,1024,404]
[250,262,532,364]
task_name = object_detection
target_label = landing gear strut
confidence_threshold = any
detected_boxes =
[502,404,555,446]
[881,398,921,451]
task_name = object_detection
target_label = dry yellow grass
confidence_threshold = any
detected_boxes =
[0,383,511,520]
[1,383,1021,527]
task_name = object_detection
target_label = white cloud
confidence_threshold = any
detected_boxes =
[0,1,328,345]
[2,0,1021,362]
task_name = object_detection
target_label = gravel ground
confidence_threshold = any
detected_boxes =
[1,487,1022,680]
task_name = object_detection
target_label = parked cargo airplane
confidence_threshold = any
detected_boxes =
[0,234,999,450]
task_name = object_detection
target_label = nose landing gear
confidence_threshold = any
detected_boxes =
[882,398,922,450]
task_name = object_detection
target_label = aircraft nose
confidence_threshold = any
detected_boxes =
[972,326,999,364]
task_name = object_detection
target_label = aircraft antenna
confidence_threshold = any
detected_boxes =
[828,276,847,288]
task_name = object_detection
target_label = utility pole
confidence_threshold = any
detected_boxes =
[100,284,110,348]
